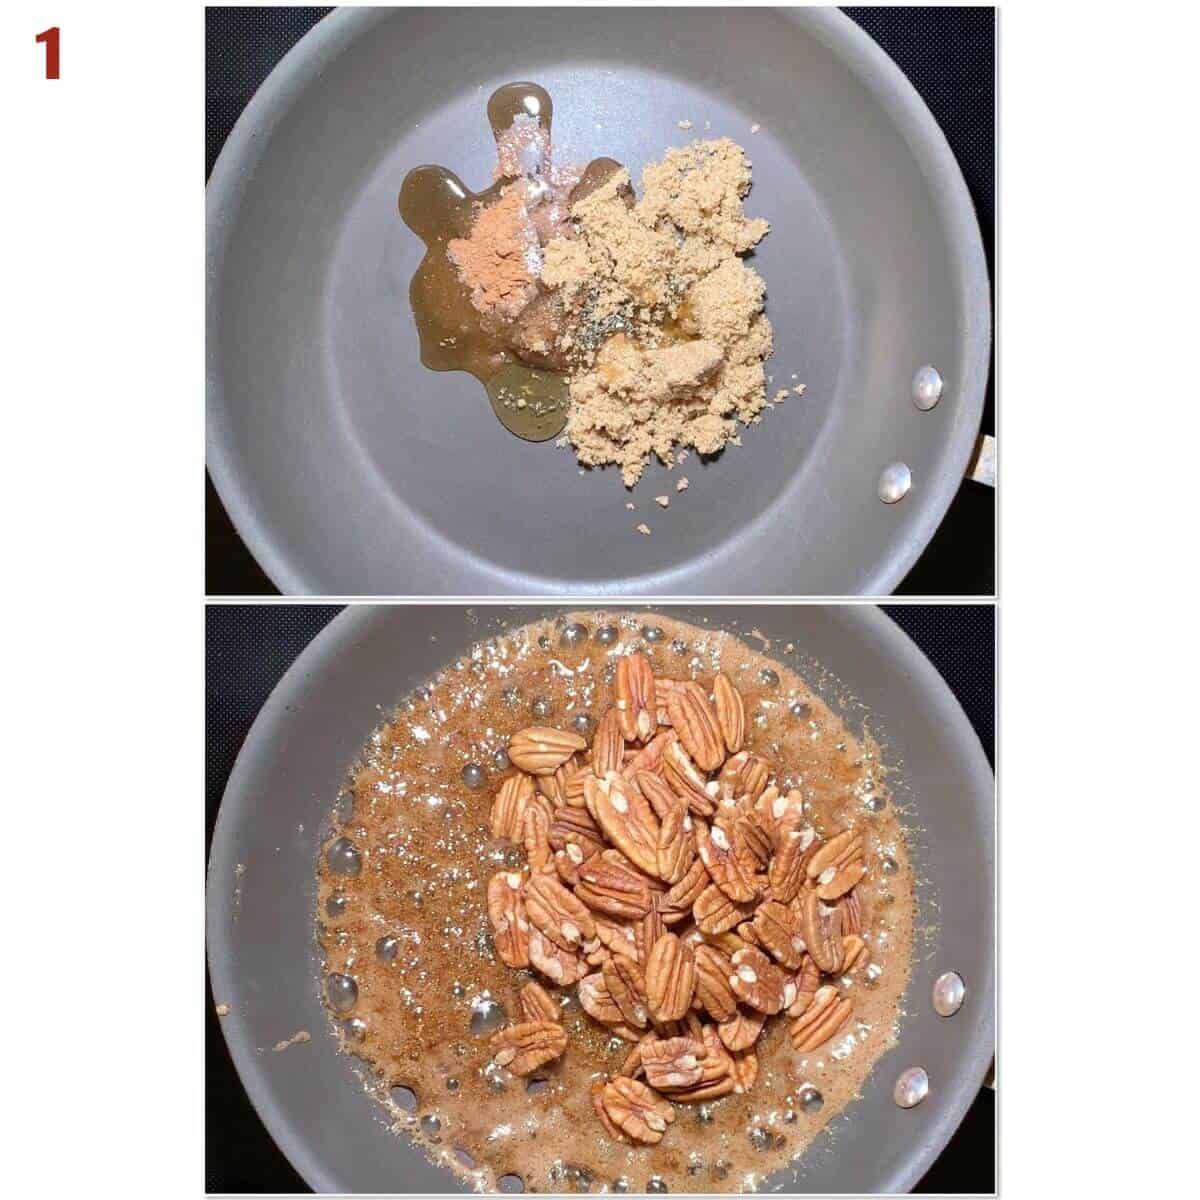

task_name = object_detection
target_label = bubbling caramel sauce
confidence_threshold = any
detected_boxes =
[317,614,915,1194]
[400,83,623,442]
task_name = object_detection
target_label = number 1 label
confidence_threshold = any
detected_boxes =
[36,26,60,80]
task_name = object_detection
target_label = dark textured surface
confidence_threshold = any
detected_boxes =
[204,6,995,598]
[206,604,994,1192]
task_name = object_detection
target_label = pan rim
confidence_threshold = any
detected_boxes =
[205,7,992,597]
[206,604,995,1193]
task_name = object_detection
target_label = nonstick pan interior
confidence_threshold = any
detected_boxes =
[206,605,995,1192]
[206,8,990,595]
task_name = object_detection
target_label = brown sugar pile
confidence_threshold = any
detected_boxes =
[543,139,774,485]
[446,135,774,488]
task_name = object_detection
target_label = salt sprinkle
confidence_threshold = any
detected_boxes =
[635,523,652,536]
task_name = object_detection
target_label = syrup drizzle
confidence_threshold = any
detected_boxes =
[399,83,623,442]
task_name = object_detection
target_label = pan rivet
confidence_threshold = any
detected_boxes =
[492,749,510,770]
[758,667,780,687]
[571,712,592,734]
[325,972,358,1013]
[894,1067,929,1108]
[595,625,619,646]
[530,696,552,718]
[798,1085,824,1112]
[461,762,487,789]
[912,365,944,411]
[878,462,912,504]
[325,837,362,877]
[561,622,588,647]
[932,972,966,1016]
[343,1017,367,1041]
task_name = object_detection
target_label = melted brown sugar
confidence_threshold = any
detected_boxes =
[400,83,623,443]
[317,614,915,1193]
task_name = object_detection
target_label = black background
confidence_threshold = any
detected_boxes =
[205,6,995,598]
[206,604,995,1193]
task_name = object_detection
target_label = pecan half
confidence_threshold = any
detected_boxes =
[575,856,653,920]
[750,899,808,970]
[522,803,552,873]
[697,820,759,902]
[729,1047,758,1094]
[635,904,666,962]
[525,871,596,951]
[593,914,639,962]
[596,1076,675,1145]
[790,986,852,1051]
[717,1007,766,1052]
[755,786,805,845]
[518,980,560,1024]
[487,870,530,968]
[548,805,606,867]
[587,771,660,878]
[839,889,864,935]
[840,934,868,973]
[637,770,682,820]
[491,1020,567,1076]
[536,754,582,807]
[817,858,867,901]
[729,945,789,1015]
[693,883,755,935]
[796,889,845,974]
[787,956,822,1017]
[528,927,586,986]
[668,1025,735,1102]
[591,707,625,777]
[666,681,725,772]
[807,829,864,881]
[656,800,696,885]
[640,1036,706,1092]
[662,739,718,817]
[769,824,817,903]
[693,943,739,1022]
[579,970,625,1025]
[604,955,650,1028]
[490,772,535,841]
[734,814,772,868]
[616,653,657,743]
[644,932,696,1022]
[712,672,746,755]
[508,726,588,776]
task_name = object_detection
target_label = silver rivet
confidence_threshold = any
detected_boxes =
[611,1179,629,1194]
[376,935,400,964]
[325,892,348,917]
[561,623,588,647]
[325,973,358,1013]
[502,686,521,707]
[784,1109,797,1123]
[492,748,510,770]
[484,1062,507,1092]
[912,364,944,411]
[759,667,779,687]
[894,1067,929,1108]
[343,1017,367,1041]
[595,625,619,646]
[932,971,966,1017]
[878,462,912,504]
[420,1113,442,1138]
[789,699,810,718]
[325,837,362,877]
[748,1127,771,1150]
[864,794,886,813]
[498,1173,524,1192]
[647,1178,668,1193]
[461,762,487,789]
[537,634,551,650]
[641,625,665,643]
[414,685,432,702]
[571,712,592,734]
[697,1104,715,1123]
[880,855,898,874]
[530,696,551,719]
[798,1085,823,1113]
[670,638,688,655]
[865,962,883,986]
[753,713,768,728]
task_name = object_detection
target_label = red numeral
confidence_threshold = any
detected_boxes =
[36,26,60,80]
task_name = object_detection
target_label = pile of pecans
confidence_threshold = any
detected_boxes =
[485,652,869,1146]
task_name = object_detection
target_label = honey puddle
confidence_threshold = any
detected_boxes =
[400,82,621,442]
[317,614,915,1194]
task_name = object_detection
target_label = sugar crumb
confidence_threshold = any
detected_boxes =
[751,123,762,134]
[677,119,693,131]
[655,495,670,508]
[676,477,690,492]
[773,388,790,404]
[792,384,807,396]
[273,1030,311,1052]
[635,523,652,536]
[215,1003,230,1016]
[625,501,636,510]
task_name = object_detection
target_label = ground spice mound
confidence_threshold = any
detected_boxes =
[546,139,774,486]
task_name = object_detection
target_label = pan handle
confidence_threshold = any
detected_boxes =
[967,434,996,487]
